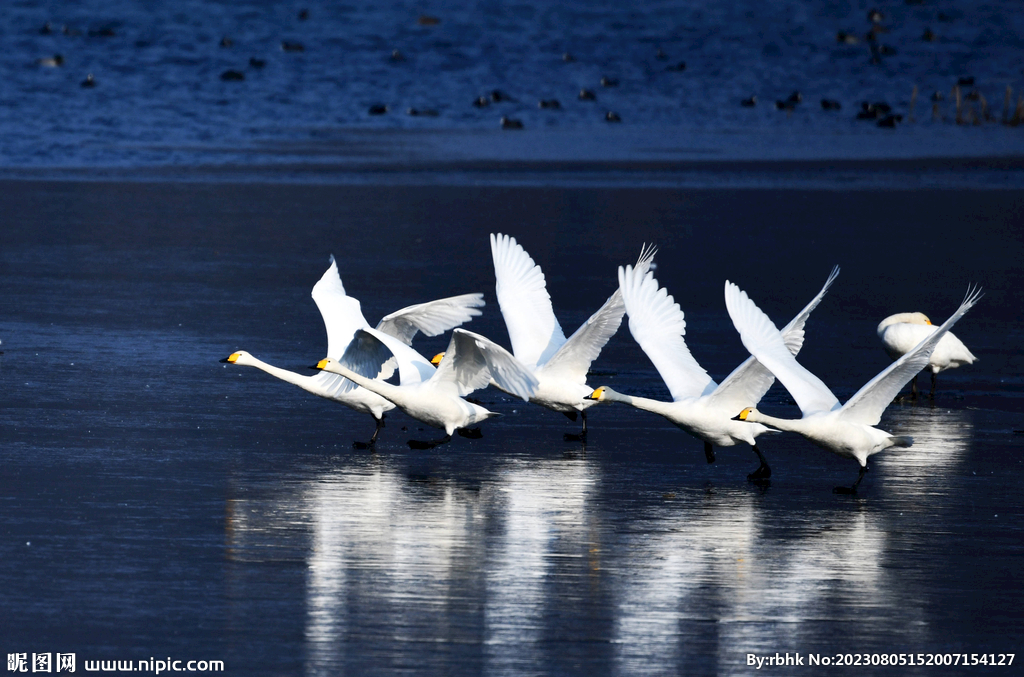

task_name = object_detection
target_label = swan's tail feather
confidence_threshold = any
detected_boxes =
[888,435,914,448]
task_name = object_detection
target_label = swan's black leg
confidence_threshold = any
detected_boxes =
[564,410,588,442]
[408,434,452,450]
[833,464,868,494]
[747,445,771,480]
[929,372,937,400]
[910,375,918,401]
[354,415,385,449]
[704,442,715,464]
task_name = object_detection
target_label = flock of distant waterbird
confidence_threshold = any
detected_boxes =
[223,236,980,494]
[34,6,1020,131]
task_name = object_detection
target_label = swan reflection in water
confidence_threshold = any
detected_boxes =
[611,492,928,673]
[223,419,970,675]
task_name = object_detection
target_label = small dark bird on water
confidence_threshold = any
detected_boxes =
[281,41,304,52]
[562,52,575,62]
[666,61,686,72]
[81,73,96,88]
[473,96,490,108]
[88,26,116,38]
[605,111,622,122]
[406,108,439,117]
[923,28,937,42]
[600,76,619,87]
[836,31,859,45]
[787,91,802,104]
[500,116,523,129]
[39,22,53,35]
[538,99,561,109]
[821,98,841,110]
[931,91,944,101]
[220,70,244,81]
[741,95,757,107]
[249,57,265,68]
[867,8,883,23]
[368,104,388,115]
[775,100,796,111]
[579,89,596,101]
[877,114,902,128]
[390,49,405,62]
[298,9,309,20]
[490,89,515,103]
[958,76,975,86]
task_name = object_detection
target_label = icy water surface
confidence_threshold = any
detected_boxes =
[0,181,1022,675]
[2,0,1024,172]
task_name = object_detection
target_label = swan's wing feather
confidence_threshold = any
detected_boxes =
[337,329,395,382]
[433,329,538,400]
[724,281,841,416]
[375,293,485,345]
[707,266,838,411]
[363,327,437,385]
[310,255,372,358]
[619,263,716,402]
[490,233,566,368]
[778,265,840,354]
[542,244,658,384]
[841,286,982,425]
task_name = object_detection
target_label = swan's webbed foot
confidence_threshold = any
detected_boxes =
[833,464,868,494]
[456,427,483,439]
[408,434,452,450]
[704,442,716,464]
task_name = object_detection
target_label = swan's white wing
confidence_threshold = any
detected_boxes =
[337,329,396,381]
[778,265,840,353]
[619,263,716,402]
[490,233,566,368]
[724,281,841,416]
[707,266,839,411]
[338,329,436,387]
[841,287,982,426]
[375,293,486,345]
[432,328,539,400]
[310,255,371,358]
[541,244,657,384]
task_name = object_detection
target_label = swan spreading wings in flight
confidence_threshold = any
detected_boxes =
[317,327,538,449]
[586,264,839,479]
[490,233,656,439]
[223,255,484,447]
[726,282,981,493]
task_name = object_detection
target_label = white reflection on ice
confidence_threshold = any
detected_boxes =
[611,492,927,675]
[874,406,973,501]
[482,458,597,674]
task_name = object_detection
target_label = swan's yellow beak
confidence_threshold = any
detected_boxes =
[222,352,240,364]
[431,352,445,366]
[584,387,605,401]
[732,407,753,421]
[315,358,329,370]
[924,317,932,325]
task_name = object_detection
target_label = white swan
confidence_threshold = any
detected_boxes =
[726,282,982,493]
[877,311,977,399]
[224,256,484,446]
[586,264,840,479]
[489,233,656,439]
[316,327,538,449]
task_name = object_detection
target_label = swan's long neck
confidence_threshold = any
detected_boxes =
[323,363,405,404]
[603,388,677,418]
[243,356,317,392]
[746,410,807,434]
